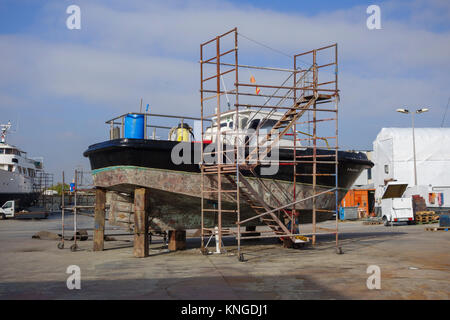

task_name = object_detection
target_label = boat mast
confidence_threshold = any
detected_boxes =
[0,121,12,144]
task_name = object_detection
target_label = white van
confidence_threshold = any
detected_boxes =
[0,200,19,219]
[381,183,415,226]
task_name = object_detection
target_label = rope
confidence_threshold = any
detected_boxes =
[441,97,450,127]
[237,32,310,67]
[238,32,292,59]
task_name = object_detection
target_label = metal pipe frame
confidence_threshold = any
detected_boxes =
[199,28,340,256]
[106,112,212,140]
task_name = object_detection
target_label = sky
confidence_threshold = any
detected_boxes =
[0,0,449,183]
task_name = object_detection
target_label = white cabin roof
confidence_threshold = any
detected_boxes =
[211,109,286,123]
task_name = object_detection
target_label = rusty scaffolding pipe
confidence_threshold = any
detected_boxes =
[199,28,340,257]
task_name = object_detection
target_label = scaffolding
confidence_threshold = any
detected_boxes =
[34,171,54,209]
[58,168,95,251]
[199,28,340,257]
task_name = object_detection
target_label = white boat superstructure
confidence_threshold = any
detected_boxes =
[0,122,43,197]
[204,109,304,149]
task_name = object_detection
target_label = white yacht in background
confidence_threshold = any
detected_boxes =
[0,122,44,206]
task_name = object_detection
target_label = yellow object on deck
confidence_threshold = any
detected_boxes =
[177,127,190,142]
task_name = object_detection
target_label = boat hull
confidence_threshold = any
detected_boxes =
[0,169,39,207]
[84,139,373,230]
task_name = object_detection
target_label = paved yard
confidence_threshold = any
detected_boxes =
[0,213,449,299]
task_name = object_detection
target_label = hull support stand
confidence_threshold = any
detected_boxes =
[168,230,186,251]
[93,188,106,251]
[133,187,150,258]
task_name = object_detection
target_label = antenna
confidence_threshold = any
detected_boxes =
[441,97,450,127]
[0,121,12,143]
[15,113,20,134]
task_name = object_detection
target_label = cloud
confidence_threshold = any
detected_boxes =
[58,0,450,75]
[0,35,198,113]
[0,0,449,176]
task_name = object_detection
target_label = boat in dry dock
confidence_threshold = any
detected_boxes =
[84,31,373,243]
[84,110,373,231]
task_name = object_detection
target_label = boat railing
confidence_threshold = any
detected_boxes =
[105,112,212,141]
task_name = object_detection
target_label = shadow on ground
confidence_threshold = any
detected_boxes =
[0,273,346,300]
[91,229,407,256]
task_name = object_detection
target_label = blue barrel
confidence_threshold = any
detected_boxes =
[124,114,144,139]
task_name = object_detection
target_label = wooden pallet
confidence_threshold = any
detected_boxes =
[425,226,449,232]
[415,211,439,224]
[416,217,439,223]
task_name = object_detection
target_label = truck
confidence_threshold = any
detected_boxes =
[0,200,22,219]
[0,200,48,219]
[380,183,415,226]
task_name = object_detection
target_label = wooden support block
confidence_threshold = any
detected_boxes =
[133,188,149,258]
[93,188,106,251]
[168,230,186,251]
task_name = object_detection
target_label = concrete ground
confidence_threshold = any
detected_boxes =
[0,213,448,300]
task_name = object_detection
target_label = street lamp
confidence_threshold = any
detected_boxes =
[396,107,429,186]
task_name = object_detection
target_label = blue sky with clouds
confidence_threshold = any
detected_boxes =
[1,0,449,182]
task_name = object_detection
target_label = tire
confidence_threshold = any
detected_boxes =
[0,213,5,220]
[383,216,390,227]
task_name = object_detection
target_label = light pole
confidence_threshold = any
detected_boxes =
[396,108,429,186]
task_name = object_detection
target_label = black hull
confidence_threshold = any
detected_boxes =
[84,139,373,191]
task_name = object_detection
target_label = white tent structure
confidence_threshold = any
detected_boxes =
[373,128,450,211]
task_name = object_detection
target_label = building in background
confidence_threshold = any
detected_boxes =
[341,151,375,217]
[372,128,450,212]
[351,150,374,188]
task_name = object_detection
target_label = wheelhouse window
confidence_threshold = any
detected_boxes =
[4,149,20,156]
[249,119,260,130]
[249,119,279,131]
[260,119,278,130]
[240,118,248,129]
[28,168,35,177]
